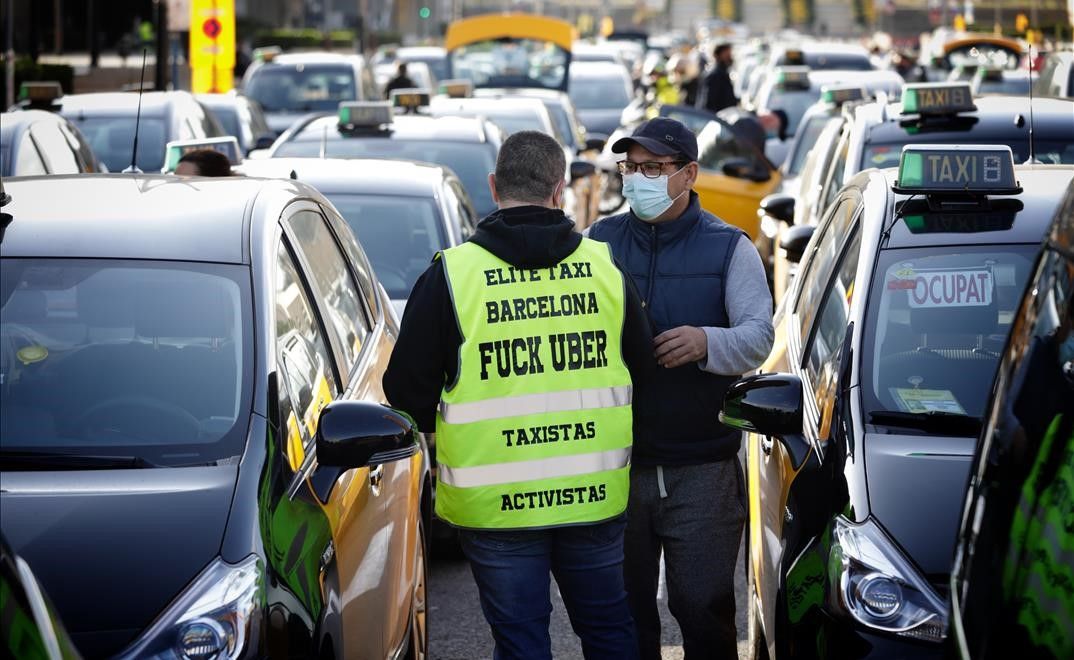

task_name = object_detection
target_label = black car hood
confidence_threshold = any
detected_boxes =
[863,433,975,577]
[0,465,238,657]
[576,109,624,137]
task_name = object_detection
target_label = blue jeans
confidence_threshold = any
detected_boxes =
[459,516,639,660]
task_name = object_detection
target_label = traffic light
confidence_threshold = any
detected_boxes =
[419,6,431,19]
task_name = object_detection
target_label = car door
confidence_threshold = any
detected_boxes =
[281,204,393,657]
[693,117,782,239]
[751,192,862,654]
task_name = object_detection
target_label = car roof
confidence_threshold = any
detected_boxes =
[0,108,66,135]
[241,157,449,197]
[473,88,569,105]
[271,52,364,65]
[51,91,191,117]
[778,41,870,56]
[870,165,1074,249]
[431,96,548,113]
[287,113,494,143]
[570,61,632,77]
[396,46,445,57]
[0,174,315,263]
[855,95,1074,143]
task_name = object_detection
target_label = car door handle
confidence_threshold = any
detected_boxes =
[369,464,384,495]
[761,437,773,456]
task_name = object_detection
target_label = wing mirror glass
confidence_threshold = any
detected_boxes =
[316,401,418,469]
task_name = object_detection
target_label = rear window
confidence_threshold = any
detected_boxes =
[246,64,357,113]
[863,245,1035,422]
[67,116,166,173]
[0,259,253,466]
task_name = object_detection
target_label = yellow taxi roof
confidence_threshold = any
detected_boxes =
[444,14,573,52]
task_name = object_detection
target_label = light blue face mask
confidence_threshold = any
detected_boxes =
[622,167,687,222]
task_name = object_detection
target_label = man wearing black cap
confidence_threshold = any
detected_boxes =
[587,117,773,659]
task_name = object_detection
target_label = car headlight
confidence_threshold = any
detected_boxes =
[830,516,947,643]
[117,555,264,660]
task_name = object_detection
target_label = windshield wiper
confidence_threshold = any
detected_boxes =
[868,410,981,435]
[0,450,161,470]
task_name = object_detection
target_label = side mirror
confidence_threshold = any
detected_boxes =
[254,134,276,151]
[316,401,418,469]
[570,160,597,182]
[721,373,811,469]
[584,135,608,152]
[780,224,815,264]
[721,158,771,182]
[760,194,795,225]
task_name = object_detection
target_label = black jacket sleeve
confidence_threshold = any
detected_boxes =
[382,257,458,433]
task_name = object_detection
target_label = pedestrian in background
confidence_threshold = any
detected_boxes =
[700,43,738,113]
[587,117,773,659]
[384,62,417,98]
[383,130,654,660]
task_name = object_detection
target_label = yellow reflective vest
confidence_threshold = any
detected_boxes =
[435,239,633,530]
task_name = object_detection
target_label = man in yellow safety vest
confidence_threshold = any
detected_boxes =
[384,130,654,659]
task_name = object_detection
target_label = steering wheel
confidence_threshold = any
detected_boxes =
[72,395,201,442]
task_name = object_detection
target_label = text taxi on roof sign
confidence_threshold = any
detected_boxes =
[718,142,1074,659]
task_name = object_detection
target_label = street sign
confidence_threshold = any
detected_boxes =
[189,0,235,93]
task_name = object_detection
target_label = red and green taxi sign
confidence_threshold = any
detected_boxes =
[901,82,976,116]
[894,144,1020,195]
[775,66,811,89]
[820,85,865,106]
[338,101,393,128]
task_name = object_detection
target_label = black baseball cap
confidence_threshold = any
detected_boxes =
[611,117,698,163]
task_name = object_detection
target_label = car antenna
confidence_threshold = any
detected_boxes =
[122,48,149,174]
[1026,44,1037,164]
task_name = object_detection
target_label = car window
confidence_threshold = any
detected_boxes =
[30,123,80,173]
[247,64,358,113]
[285,210,369,374]
[14,134,48,175]
[795,195,859,345]
[819,133,849,212]
[0,259,251,465]
[59,122,95,171]
[786,115,836,177]
[450,179,478,236]
[863,245,1035,421]
[274,242,340,461]
[805,225,861,381]
[70,116,166,173]
[697,119,763,173]
[325,195,448,300]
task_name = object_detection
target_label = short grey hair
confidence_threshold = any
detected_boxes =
[494,131,565,204]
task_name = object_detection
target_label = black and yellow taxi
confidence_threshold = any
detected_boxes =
[0,174,429,658]
[266,98,503,219]
[719,145,1074,659]
[948,183,1074,659]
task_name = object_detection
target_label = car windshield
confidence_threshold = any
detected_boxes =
[764,88,821,135]
[246,64,357,112]
[67,116,166,173]
[0,259,252,466]
[862,245,1035,425]
[325,195,446,299]
[274,138,497,214]
[862,135,1074,169]
[450,38,568,90]
[569,76,632,109]
[977,73,1031,95]
[779,52,872,70]
[785,114,836,176]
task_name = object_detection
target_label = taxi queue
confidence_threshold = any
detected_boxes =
[1,15,1073,660]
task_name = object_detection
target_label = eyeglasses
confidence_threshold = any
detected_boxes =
[616,160,687,178]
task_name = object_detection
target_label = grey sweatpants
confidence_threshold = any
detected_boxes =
[623,459,746,660]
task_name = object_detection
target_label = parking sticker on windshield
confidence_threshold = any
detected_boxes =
[906,268,993,308]
[891,388,966,414]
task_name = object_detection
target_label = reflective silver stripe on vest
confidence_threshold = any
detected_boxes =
[439,385,632,425]
[438,447,632,488]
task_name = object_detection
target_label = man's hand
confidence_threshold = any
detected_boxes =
[653,326,707,369]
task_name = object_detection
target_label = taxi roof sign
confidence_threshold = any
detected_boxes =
[338,101,393,128]
[438,79,473,98]
[390,88,432,110]
[253,46,281,63]
[19,81,63,103]
[900,82,976,116]
[820,85,865,106]
[163,136,242,173]
[893,144,1021,196]
[775,66,811,89]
